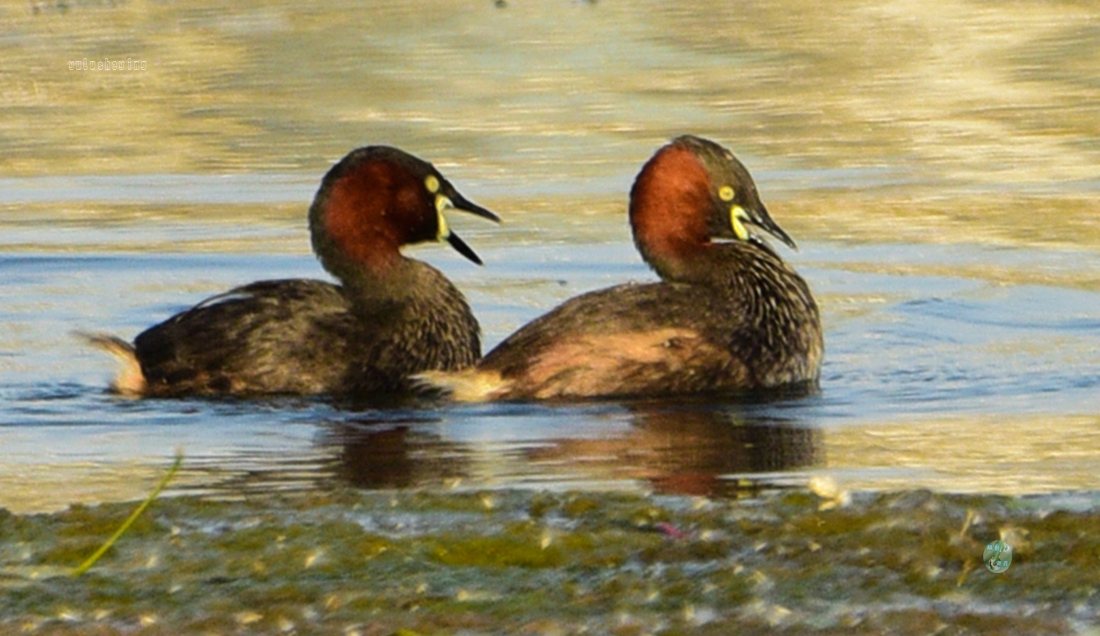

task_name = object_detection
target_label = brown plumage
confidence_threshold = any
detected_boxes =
[83,146,499,399]
[421,135,822,401]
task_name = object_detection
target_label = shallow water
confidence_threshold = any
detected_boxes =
[3,209,1099,512]
[2,0,1100,515]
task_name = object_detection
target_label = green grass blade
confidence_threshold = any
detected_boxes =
[72,451,184,577]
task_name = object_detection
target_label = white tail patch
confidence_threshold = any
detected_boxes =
[75,331,147,397]
[414,368,510,403]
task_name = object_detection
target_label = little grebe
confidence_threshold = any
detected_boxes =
[85,145,500,398]
[421,135,822,400]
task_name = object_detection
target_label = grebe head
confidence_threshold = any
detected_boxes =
[629,135,795,280]
[309,146,500,281]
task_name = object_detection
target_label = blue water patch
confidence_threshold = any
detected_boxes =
[0,239,1098,500]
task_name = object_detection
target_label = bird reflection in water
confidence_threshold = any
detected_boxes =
[322,403,821,498]
[535,405,823,498]
[322,418,468,489]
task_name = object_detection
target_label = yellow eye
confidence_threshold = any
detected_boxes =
[424,175,440,193]
[719,185,735,202]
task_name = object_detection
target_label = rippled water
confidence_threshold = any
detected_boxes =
[2,0,1099,513]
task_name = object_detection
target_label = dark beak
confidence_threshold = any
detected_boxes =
[450,192,501,223]
[446,231,484,266]
[437,189,500,266]
[749,203,798,250]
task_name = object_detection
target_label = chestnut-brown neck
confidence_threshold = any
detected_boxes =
[310,157,435,283]
[629,144,715,281]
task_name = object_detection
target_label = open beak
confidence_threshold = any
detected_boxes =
[449,193,501,224]
[435,191,500,266]
[445,231,483,265]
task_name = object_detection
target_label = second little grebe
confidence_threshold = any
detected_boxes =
[85,146,500,398]
[422,135,822,401]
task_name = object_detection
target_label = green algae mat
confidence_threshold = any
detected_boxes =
[2,488,1098,635]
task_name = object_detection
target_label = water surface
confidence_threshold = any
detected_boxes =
[2,0,1099,513]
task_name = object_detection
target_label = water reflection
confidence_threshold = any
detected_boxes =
[321,403,822,499]
[326,418,467,490]
[613,406,821,497]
